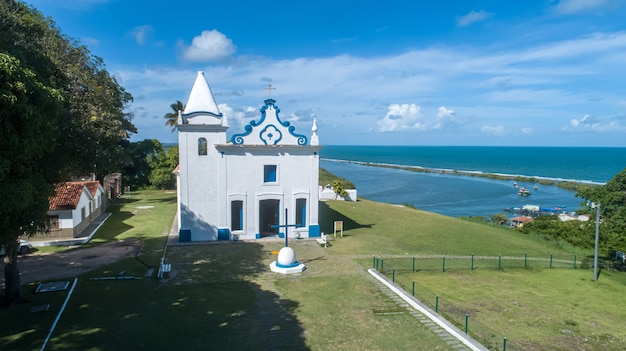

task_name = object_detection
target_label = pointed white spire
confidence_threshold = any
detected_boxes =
[183,71,221,116]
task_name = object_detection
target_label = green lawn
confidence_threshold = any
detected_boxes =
[1,191,625,350]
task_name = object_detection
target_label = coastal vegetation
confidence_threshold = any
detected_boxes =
[319,167,355,189]
[2,190,624,350]
[330,159,599,192]
[519,167,626,256]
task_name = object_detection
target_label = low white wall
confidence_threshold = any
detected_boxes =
[319,187,357,202]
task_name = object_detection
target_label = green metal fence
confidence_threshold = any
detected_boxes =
[372,254,583,350]
[373,253,579,274]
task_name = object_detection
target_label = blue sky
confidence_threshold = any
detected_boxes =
[25,0,626,146]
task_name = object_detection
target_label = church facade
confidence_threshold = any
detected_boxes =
[175,72,321,241]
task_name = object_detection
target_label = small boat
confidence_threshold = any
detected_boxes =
[518,187,531,196]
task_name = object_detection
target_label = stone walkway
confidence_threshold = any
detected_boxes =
[363,272,471,350]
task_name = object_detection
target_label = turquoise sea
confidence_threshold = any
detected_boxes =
[320,146,626,218]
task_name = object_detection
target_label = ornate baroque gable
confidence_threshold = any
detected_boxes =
[231,99,308,146]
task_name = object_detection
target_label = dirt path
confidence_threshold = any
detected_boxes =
[0,239,143,287]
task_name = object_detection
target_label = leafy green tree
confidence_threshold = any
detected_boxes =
[488,213,508,226]
[332,180,349,199]
[0,0,135,304]
[577,168,626,253]
[0,53,64,304]
[149,146,179,190]
[165,101,184,132]
[2,0,136,179]
[121,139,163,190]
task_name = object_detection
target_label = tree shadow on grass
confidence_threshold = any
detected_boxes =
[0,241,310,351]
[318,201,373,235]
[161,242,309,349]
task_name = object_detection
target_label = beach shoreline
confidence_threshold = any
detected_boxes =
[322,158,603,192]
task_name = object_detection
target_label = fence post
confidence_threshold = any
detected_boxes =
[392,269,395,282]
[498,255,501,270]
[412,281,415,296]
[442,256,446,272]
[471,254,474,271]
[524,253,527,268]
[503,337,507,351]
[381,259,384,272]
[435,295,439,313]
[574,254,577,269]
[612,259,615,272]
[373,256,376,269]
[412,257,415,272]
[465,313,469,334]
[550,254,553,269]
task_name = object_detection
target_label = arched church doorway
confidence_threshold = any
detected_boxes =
[259,199,280,237]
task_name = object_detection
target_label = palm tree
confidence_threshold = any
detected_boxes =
[164,101,185,132]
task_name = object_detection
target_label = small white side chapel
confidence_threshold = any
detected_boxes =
[175,71,322,241]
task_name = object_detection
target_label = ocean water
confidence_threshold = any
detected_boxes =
[319,146,626,218]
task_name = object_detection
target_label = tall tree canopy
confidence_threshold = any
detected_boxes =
[0,0,135,304]
[577,168,626,253]
[120,139,163,190]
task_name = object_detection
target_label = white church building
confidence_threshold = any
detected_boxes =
[175,72,322,242]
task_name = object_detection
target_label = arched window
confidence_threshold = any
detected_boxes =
[231,200,243,231]
[296,198,306,227]
[198,138,207,155]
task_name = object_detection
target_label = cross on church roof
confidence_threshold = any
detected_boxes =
[265,84,276,98]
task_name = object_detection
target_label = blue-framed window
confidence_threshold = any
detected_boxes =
[296,198,306,227]
[231,200,243,231]
[263,165,277,183]
[198,138,208,155]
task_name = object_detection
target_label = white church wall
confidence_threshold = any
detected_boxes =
[222,150,319,239]
[177,128,228,241]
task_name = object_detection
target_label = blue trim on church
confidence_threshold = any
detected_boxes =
[308,224,321,238]
[182,111,223,118]
[179,228,191,242]
[231,99,308,145]
[217,228,230,241]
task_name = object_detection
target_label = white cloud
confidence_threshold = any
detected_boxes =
[565,114,625,131]
[116,28,626,146]
[130,25,153,45]
[456,10,491,27]
[432,106,457,129]
[290,108,316,123]
[481,125,505,136]
[179,30,236,62]
[570,114,593,127]
[217,103,232,126]
[437,106,456,119]
[377,104,424,132]
[553,0,611,15]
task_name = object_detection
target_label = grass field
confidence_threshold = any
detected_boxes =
[1,190,625,350]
